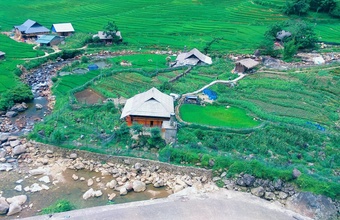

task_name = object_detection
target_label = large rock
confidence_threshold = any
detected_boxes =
[7,203,22,216]
[30,183,43,192]
[5,111,18,118]
[14,185,22,192]
[106,180,117,189]
[74,161,85,170]
[251,187,265,197]
[9,140,20,148]
[29,168,46,176]
[0,203,9,215]
[273,179,283,190]
[35,104,43,110]
[87,178,94,186]
[134,163,142,171]
[12,145,26,156]
[69,153,77,159]
[93,190,103,197]
[10,103,27,112]
[286,192,338,220]
[133,180,146,192]
[83,188,94,200]
[6,195,27,205]
[264,192,275,200]
[0,133,9,143]
[38,176,50,184]
[119,187,127,196]
[292,168,301,179]
[236,174,255,187]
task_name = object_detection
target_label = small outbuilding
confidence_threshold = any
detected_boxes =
[276,30,292,41]
[172,48,212,67]
[93,31,122,43]
[0,51,5,60]
[88,64,99,71]
[14,19,50,39]
[51,23,75,36]
[36,35,63,46]
[235,58,259,73]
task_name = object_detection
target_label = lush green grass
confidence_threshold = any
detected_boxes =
[40,200,74,215]
[109,54,171,70]
[180,104,261,128]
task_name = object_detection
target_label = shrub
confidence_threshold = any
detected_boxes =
[40,200,74,214]
[81,56,89,63]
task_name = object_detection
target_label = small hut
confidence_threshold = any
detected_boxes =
[93,31,122,43]
[36,35,63,46]
[172,48,212,67]
[235,58,259,73]
[51,23,75,36]
[14,19,49,39]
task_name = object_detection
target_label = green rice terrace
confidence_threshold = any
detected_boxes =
[0,0,339,202]
[180,104,261,128]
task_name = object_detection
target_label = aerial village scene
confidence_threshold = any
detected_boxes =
[0,1,339,219]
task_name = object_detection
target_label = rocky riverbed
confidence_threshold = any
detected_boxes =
[0,136,217,219]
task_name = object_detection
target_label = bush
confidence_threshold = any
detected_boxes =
[284,0,310,16]
[40,200,74,214]
[0,84,33,110]
[81,56,89,63]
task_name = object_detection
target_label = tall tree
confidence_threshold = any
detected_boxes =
[284,0,310,16]
[103,21,121,44]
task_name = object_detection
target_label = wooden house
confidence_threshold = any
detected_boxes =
[0,51,5,60]
[172,48,212,67]
[36,35,63,46]
[120,87,174,127]
[51,23,74,36]
[14,19,49,39]
[235,58,259,73]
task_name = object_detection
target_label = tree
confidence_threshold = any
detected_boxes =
[103,21,121,44]
[283,40,298,61]
[310,0,336,13]
[284,0,310,15]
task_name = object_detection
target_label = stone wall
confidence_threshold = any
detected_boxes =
[32,141,212,179]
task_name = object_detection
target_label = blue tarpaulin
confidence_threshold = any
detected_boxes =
[203,88,217,100]
[88,64,99,71]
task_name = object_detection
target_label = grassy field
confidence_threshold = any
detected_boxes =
[180,104,261,128]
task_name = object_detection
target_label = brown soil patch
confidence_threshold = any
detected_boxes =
[74,89,105,105]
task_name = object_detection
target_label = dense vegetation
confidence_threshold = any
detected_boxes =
[0,0,339,199]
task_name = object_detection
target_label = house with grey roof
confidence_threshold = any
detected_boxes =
[235,58,259,73]
[14,19,49,39]
[36,35,63,46]
[172,48,212,67]
[120,87,177,142]
[93,31,122,43]
[51,23,75,36]
[0,51,5,60]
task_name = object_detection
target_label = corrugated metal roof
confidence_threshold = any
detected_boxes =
[52,23,74,32]
[174,48,212,67]
[236,58,259,69]
[120,87,174,119]
[36,35,57,44]
[14,19,49,34]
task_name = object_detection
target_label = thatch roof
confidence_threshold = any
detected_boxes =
[0,51,5,56]
[120,87,174,119]
[276,30,291,41]
[236,58,259,69]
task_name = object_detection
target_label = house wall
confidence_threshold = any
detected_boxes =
[235,63,246,73]
[56,32,73,37]
[126,115,169,127]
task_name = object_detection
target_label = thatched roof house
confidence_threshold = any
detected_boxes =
[235,58,259,73]
[172,48,212,67]
[120,87,174,127]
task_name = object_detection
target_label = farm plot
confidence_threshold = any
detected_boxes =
[213,70,340,128]
[180,104,261,128]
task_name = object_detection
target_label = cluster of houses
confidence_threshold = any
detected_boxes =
[13,19,75,46]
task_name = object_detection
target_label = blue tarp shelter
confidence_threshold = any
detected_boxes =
[203,89,217,100]
[88,64,99,71]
